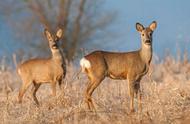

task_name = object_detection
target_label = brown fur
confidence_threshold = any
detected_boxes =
[17,28,66,105]
[81,21,157,112]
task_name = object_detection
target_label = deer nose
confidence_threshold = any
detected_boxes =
[52,44,58,49]
[145,40,151,44]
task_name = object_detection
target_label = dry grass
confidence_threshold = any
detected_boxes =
[0,55,190,124]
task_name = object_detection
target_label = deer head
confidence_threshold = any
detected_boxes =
[44,28,63,50]
[136,21,157,47]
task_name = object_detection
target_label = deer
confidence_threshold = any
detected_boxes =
[17,27,66,105]
[80,21,157,113]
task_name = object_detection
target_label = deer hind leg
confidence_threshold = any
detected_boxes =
[85,81,93,110]
[18,80,32,103]
[32,82,41,105]
[85,78,104,111]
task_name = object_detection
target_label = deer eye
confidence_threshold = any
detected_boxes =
[142,33,144,36]
[149,32,152,36]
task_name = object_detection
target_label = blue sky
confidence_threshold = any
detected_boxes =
[103,0,190,58]
[0,0,190,59]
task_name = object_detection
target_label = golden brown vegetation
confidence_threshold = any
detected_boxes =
[0,55,190,124]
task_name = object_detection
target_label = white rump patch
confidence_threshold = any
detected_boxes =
[17,68,21,75]
[80,58,91,72]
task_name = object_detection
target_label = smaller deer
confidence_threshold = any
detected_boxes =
[17,28,66,105]
[80,21,157,112]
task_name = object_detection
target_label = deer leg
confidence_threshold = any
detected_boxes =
[137,84,142,113]
[58,78,63,89]
[18,81,32,103]
[85,81,93,110]
[134,81,142,113]
[128,80,135,113]
[32,82,41,105]
[86,78,103,111]
[51,82,56,97]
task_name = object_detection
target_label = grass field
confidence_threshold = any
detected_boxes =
[0,55,190,124]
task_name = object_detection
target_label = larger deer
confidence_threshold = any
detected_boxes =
[17,28,66,105]
[80,21,157,112]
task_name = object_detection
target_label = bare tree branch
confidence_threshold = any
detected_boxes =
[57,0,72,59]
[1,0,116,61]
[68,0,86,61]
[28,0,50,30]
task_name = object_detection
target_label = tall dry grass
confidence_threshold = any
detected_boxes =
[0,54,190,124]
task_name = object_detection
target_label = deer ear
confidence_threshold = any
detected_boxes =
[149,21,157,31]
[56,28,63,39]
[136,23,144,32]
[44,29,53,41]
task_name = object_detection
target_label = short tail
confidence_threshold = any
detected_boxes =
[17,66,22,76]
[80,57,91,73]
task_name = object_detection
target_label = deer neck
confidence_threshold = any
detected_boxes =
[139,43,152,65]
[51,49,64,63]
